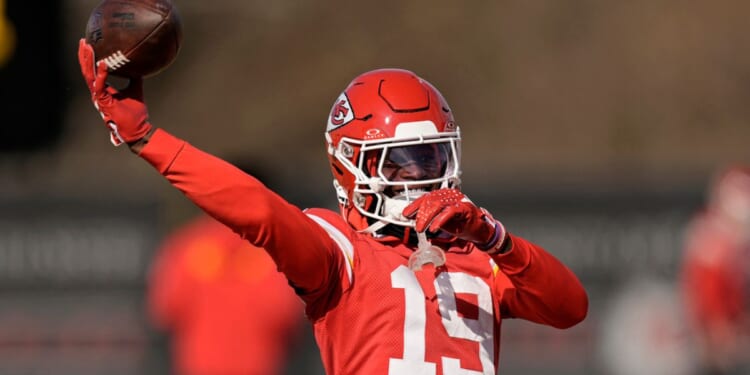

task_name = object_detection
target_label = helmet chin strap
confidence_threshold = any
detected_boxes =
[360,221,388,235]
[333,179,349,206]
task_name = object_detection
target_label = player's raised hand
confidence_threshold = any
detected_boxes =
[403,188,506,250]
[77,39,152,147]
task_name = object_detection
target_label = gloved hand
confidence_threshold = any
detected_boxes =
[77,39,153,146]
[403,188,505,250]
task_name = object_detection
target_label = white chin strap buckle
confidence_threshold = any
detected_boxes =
[383,188,428,222]
[383,197,411,223]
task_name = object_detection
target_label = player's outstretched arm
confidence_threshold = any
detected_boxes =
[77,40,345,298]
[136,129,345,295]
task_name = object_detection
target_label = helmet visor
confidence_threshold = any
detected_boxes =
[375,143,454,183]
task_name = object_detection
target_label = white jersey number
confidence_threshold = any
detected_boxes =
[389,265,495,375]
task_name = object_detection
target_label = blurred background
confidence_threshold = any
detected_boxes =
[1,0,749,374]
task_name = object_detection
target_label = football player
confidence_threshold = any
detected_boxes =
[78,39,588,375]
[147,212,306,375]
[681,165,750,374]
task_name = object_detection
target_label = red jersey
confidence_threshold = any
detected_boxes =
[147,214,304,375]
[681,212,750,343]
[139,129,588,375]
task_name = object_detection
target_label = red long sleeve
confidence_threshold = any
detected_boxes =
[139,129,346,299]
[492,234,588,328]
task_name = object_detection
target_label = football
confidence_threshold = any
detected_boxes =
[85,0,182,78]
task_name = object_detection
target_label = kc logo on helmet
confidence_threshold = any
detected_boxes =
[327,92,354,132]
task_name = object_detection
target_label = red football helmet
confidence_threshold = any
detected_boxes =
[708,165,750,229]
[325,69,461,234]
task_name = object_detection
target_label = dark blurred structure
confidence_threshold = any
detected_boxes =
[0,0,66,153]
[0,198,160,375]
[0,0,748,374]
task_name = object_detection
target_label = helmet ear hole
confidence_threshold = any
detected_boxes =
[332,163,344,176]
[340,142,354,158]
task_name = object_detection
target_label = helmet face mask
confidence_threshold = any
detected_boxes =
[325,69,462,234]
[346,128,461,228]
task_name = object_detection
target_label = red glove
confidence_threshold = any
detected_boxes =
[403,188,506,251]
[77,39,153,146]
